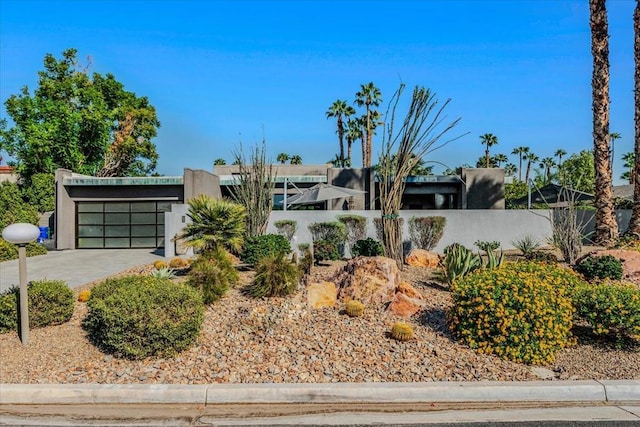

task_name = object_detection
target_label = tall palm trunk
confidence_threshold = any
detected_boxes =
[590,0,619,245]
[337,115,345,166]
[365,106,372,168]
[628,1,640,235]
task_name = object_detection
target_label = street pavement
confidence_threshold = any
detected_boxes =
[0,248,165,292]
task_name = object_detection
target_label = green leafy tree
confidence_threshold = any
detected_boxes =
[20,173,55,213]
[505,180,528,209]
[479,133,498,168]
[0,48,160,181]
[558,150,595,194]
[0,181,39,229]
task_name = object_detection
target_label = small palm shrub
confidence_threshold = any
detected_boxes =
[408,216,446,250]
[241,234,291,266]
[84,275,204,359]
[390,322,414,341]
[572,281,640,343]
[511,235,541,256]
[169,257,190,269]
[153,260,168,270]
[449,262,582,364]
[351,238,384,257]
[575,254,623,281]
[246,254,300,298]
[274,219,297,241]
[0,280,74,333]
[187,248,238,304]
[345,300,365,317]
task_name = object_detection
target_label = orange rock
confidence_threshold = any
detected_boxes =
[387,292,425,317]
[307,281,337,309]
[405,249,440,268]
[331,256,400,305]
[396,281,424,300]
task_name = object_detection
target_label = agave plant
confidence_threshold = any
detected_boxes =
[150,267,177,279]
[443,245,481,285]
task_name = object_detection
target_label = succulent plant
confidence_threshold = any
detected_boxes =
[169,257,190,269]
[150,267,177,279]
[153,260,168,270]
[390,321,414,342]
[345,300,365,317]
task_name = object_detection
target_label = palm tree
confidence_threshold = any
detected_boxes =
[276,153,289,164]
[504,163,517,177]
[539,157,556,182]
[554,149,567,168]
[511,146,530,181]
[213,158,226,166]
[345,118,362,167]
[479,133,498,168]
[326,100,355,167]
[289,154,302,165]
[178,195,247,253]
[354,82,382,168]
[590,0,618,245]
[523,151,539,184]
[629,2,640,235]
[609,132,621,171]
[493,153,508,167]
[621,152,636,184]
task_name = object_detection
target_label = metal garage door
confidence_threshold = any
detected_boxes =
[76,201,171,248]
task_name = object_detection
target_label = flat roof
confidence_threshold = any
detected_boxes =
[219,175,327,185]
[63,176,184,186]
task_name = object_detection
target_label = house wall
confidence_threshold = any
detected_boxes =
[184,168,220,200]
[462,168,505,209]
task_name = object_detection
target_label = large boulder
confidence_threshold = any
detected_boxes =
[331,256,400,305]
[405,249,440,268]
[307,281,337,309]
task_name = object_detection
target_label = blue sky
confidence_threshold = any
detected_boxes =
[0,0,636,184]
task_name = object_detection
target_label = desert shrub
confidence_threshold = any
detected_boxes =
[390,322,414,341]
[308,221,347,245]
[298,244,313,276]
[77,290,91,302]
[575,254,623,281]
[187,248,238,304]
[0,239,48,262]
[153,260,168,270]
[443,244,481,285]
[511,235,541,256]
[474,240,500,254]
[351,238,384,257]
[169,257,190,269]
[274,219,297,241]
[337,215,367,248]
[241,234,291,266]
[408,216,446,251]
[524,250,558,264]
[572,281,640,343]
[449,262,582,364]
[84,275,204,359]
[246,254,300,298]
[345,300,365,317]
[0,280,74,333]
[313,239,341,263]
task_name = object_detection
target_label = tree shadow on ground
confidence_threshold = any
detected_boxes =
[571,324,640,351]
[416,307,455,341]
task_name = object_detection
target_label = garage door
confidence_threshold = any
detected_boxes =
[76,201,172,248]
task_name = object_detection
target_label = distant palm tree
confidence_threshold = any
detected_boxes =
[214,158,226,166]
[554,149,567,168]
[628,2,640,235]
[621,152,636,184]
[354,82,382,168]
[276,153,289,164]
[345,118,362,167]
[609,132,621,171]
[511,146,530,181]
[504,163,517,177]
[289,154,302,165]
[590,0,618,245]
[493,153,508,167]
[480,133,498,168]
[326,100,355,167]
[539,157,556,183]
[524,151,539,184]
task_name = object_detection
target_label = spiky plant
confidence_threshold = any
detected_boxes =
[390,322,415,341]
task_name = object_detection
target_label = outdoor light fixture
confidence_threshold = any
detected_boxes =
[2,223,40,345]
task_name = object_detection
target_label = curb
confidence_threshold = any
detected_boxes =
[1,380,638,405]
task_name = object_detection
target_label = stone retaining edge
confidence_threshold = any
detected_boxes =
[3,381,638,405]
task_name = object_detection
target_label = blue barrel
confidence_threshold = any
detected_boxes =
[37,226,49,243]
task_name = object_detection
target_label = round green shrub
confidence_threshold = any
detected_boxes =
[241,234,291,266]
[313,239,340,263]
[0,239,48,262]
[187,248,238,304]
[0,288,18,333]
[246,254,300,298]
[449,262,583,364]
[573,281,640,342]
[84,275,204,359]
[575,254,623,281]
[351,237,384,257]
[524,250,558,264]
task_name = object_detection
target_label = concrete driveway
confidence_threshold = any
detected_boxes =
[0,249,166,293]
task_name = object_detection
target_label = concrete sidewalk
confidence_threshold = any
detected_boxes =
[0,249,165,292]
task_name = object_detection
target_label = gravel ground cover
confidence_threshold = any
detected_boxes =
[0,261,638,384]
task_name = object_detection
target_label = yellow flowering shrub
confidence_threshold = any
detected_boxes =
[573,280,640,343]
[449,262,584,365]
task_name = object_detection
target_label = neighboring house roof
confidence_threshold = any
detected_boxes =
[512,183,594,207]
[613,184,634,200]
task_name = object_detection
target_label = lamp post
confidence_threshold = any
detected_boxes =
[2,223,40,345]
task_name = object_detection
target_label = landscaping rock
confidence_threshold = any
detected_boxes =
[307,281,337,309]
[396,281,424,300]
[331,256,399,305]
[387,292,425,317]
[405,249,440,268]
